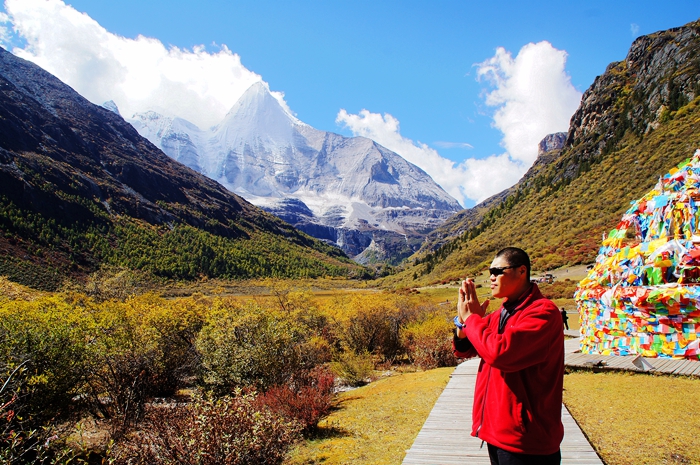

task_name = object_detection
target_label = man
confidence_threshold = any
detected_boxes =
[561,308,569,330]
[452,247,564,465]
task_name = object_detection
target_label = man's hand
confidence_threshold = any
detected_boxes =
[456,278,489,336]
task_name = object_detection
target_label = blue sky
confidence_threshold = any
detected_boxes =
[1,1,698,206]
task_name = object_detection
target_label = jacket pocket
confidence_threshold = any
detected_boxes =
[516,401,532,434]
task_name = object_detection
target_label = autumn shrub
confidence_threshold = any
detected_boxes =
[255,366,335,435]
[401,313,457,370]
[538,279,579,300]
[299,335,333,367]
[329,294,405,363]
[80,294,207,432]
[274,286,335,367]
[196,299,308,392]
[130,294,208,395]
[0,354,78,464]
[80,298,165,431]
[0,295,91,424]
[80,266,155,302]
[114,391,301,465]
[330,350,374,387]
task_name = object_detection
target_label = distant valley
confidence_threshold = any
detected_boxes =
[0,46,367,289]
[1,19,699,292]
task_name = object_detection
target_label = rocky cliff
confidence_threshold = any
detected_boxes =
[560,22,700,179]
[538,132,567,155]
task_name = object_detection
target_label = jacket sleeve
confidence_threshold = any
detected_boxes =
[452,329,477,358]
[463,301,560,372]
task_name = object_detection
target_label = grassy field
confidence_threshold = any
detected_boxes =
[564,371,700,465]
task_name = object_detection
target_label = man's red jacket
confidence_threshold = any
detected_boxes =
[452,284,564,455]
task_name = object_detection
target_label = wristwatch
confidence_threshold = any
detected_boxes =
[453,315,466,330]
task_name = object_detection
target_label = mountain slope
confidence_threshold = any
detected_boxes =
[0,46,368,289]
[384,19,700,286]
[131,82,461,263]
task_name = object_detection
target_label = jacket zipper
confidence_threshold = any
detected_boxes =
[475,363,491,439]
[476,307,511,445]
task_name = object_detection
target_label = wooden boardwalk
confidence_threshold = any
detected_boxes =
[402,336,603,465]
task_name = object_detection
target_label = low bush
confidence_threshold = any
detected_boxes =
[82,294,206,432]
[402,313,457,370]
[0,360,77,465]
[196,299,308,392]
[330,294,404,363]
[538,279,579,300]
[0,295,91,424]
[78,266,155,302]
[256,366,335,434]
[0,292,209,437]
[114,391,301,465]
[330,351,374,387]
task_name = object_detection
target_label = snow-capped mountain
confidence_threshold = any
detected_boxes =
[129,82,461,262]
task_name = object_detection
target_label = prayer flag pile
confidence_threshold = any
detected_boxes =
[575,150,700,359]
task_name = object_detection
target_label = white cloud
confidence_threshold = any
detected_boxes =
[336,109,522,207]
[0,0,289,128]
[338,41,581,207]
[433,141,473,149]
[476,41,581,165]
[631,23,640,37]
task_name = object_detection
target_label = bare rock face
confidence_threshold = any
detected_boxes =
[538,132,567,156]
[565,21,700,174]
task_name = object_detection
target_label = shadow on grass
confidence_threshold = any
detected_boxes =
[307,424,351,440]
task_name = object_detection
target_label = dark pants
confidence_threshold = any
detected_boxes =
[487,444,561,465]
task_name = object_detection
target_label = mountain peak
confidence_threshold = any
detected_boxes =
[0,45,363,286]
[215,81,298,149]
[130,79,461,262]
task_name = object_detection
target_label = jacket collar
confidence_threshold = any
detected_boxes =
[503,283,542,314]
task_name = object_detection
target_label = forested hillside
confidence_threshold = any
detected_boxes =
[385,20,700,287]
[0,47,369,289]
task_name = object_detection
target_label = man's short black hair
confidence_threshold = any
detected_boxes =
[495,247,531,281]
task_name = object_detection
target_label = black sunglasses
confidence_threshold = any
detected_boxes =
[488,265,521,276]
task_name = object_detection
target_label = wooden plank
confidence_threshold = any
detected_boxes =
[604,356,630,368]
[670,359,696,374]
[651,358,677,372]
[565,353,600,366]
[688,362,700,376]
[563,349,700,378]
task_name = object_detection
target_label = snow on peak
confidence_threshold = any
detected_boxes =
[101,100,121,116]
[214,81,298,150]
